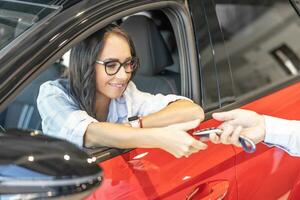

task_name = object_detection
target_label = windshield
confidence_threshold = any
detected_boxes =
[0,0,60,51]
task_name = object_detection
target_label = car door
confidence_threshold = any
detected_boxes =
[197,0,300,199]
[0,0,237,199]
[86,1,238,200]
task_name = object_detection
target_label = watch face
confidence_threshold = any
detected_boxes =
[128,116,140,128]
[128,116,139,121]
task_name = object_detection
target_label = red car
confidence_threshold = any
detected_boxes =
[1,0,300,199]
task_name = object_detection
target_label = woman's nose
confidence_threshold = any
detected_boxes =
[115,66,128,79]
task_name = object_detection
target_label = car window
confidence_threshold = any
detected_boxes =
[0,11,182,129]
[0,9,183,160]
[0,0,60,51]
[215,0,300,98]
[188,0,235,111]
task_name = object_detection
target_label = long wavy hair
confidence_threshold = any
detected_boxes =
[68,24,138,117]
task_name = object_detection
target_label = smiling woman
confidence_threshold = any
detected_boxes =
[36,24,206,159]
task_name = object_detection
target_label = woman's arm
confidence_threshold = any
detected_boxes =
[85,120,207,158]
[126,82,204,128]
[141,99,204,128]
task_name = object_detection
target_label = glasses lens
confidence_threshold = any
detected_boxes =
[124,58,138,72]
[105,61,120,75]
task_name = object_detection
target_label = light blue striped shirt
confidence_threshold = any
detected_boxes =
[37,79,189,147]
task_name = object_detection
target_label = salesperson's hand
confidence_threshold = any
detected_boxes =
[209,109,266,147]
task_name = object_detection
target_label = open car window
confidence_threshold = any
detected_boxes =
[0,9,183,161]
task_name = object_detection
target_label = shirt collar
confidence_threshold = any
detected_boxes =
[107,96,128,123]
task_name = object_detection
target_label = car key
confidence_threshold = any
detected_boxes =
[193,127,256,153]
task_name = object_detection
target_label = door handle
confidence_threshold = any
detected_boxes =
[186,181,229,200]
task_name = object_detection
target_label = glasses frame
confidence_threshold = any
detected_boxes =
[95,57,139,76]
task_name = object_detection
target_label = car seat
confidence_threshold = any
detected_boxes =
[0,63,63,130]
[121,15,181,95]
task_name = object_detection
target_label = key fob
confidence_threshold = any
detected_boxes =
[193,127,256,153]
[193,127,223,135]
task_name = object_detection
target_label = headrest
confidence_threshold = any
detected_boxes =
[121,15,173,76]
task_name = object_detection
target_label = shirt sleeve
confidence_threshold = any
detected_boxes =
[263,115,300,157]
[37,81,97,147]
[125,81,192,116]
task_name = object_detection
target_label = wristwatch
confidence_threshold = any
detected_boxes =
[128,116,142,128]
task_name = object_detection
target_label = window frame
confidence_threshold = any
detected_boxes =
[188,0,235,113]
[0,0,201,162]
[0,0,62,56]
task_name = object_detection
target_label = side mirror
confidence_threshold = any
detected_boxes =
[0,129,103,199]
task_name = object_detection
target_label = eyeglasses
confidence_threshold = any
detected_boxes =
[95,57,139,76]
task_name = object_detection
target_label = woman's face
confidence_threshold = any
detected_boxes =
[95,33,132,99]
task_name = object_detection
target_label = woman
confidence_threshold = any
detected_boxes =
[37,24,206,158]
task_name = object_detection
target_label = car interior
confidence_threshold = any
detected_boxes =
[122,14,181,95]
[0,10,181,134]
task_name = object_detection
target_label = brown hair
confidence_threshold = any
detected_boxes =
[68,24,138,117]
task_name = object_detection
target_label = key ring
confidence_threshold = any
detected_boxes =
[193,127,256,153]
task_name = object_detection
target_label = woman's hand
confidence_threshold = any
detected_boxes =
[151,119,207,158]
[209,109,266,147]
[86,119,207,158]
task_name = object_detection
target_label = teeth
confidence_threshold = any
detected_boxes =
[109,83,124,88]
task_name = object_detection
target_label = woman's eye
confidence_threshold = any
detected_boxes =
[106,62,119,68]
[124,61,132,67]
[126,59,136,67]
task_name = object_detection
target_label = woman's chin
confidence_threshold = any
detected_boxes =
[107,92,123,99]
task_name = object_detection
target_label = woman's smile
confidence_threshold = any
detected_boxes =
[108,82,127,89]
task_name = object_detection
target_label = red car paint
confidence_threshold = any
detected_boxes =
[87,82,300,199]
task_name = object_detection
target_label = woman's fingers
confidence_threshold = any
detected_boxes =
[192,139,208,150]
[161,128,208,158]
[183,139,207,158]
